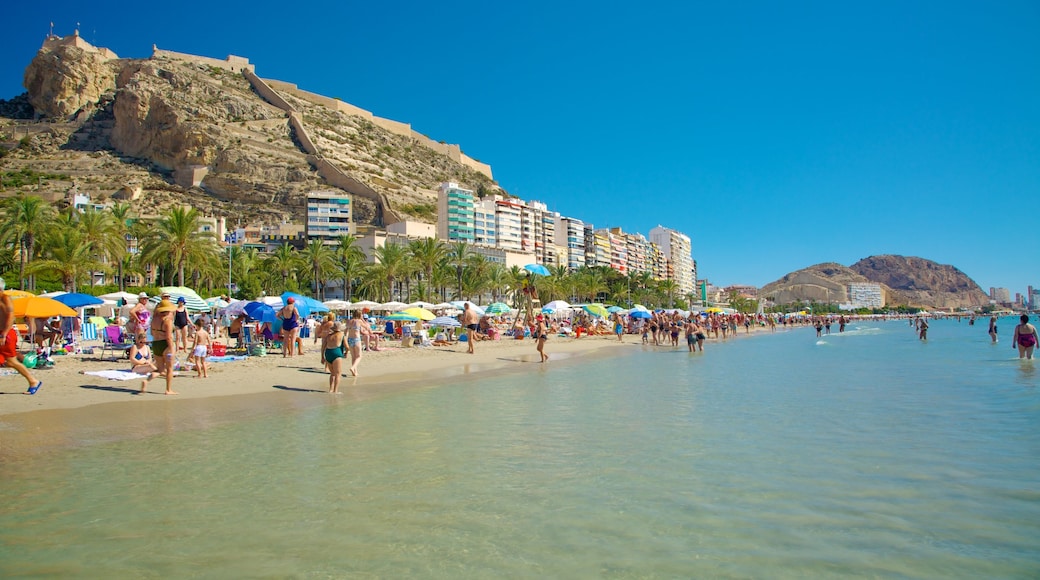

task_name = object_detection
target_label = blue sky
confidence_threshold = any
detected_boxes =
[4,1,1038,296]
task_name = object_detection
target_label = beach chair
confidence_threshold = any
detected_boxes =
[98,325,132,361]
[81,321,98,342]
[60,317,79,353]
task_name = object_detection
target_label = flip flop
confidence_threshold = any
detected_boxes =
[26,381,42,395]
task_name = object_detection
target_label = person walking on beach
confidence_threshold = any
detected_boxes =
[0,278,42,395]
[535,314,549,362]
[1012,315,1038,359]
[321,321,348,393]
[989,315,998,343]
[462,302,479,354]
[150,298,178,395]
[613,313,624,342]
[278,298,301,358]
[190,319,211,378]
[346,311,364,376]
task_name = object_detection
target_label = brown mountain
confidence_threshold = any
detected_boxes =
[760,256,988,309]
[0,34,497,226]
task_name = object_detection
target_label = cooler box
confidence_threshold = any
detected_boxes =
[211,343,227,356]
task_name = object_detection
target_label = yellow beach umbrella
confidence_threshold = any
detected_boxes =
[402,307,436,321]
[4,289,35,299]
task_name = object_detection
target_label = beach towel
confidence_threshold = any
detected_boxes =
[207,355,249,363]
[83,370,147,381]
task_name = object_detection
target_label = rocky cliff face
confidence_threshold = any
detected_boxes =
[4,40,496,226]
[23,44,117,120]
[850,255,989,308]
[760,256,988,309]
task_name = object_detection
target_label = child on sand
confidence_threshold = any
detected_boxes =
[190,319,211,378]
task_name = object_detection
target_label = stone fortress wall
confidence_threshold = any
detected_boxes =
[151,47,254,74]
[260,79,493,180]
[43,31,119,60]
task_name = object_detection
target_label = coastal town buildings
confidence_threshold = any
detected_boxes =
[649,225,695,296]
[436,182,475,243]
[305,190,352,245]
[847,282,885,309]
[990,287,1011,305]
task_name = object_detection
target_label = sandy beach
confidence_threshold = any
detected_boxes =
[0,333,651,458]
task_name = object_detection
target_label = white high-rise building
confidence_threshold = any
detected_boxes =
[554,216,586,270]
[649,225,694,295]
[437,182,475,243]
[306,190,353,244]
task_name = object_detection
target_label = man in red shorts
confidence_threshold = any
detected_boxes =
[0,278,42,394]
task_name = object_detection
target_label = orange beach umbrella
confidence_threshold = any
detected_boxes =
[10,296,77,318]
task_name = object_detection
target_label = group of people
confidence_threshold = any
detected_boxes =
[125,291,215,394]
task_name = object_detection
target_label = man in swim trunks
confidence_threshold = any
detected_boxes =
[462,302,479,354]
[150,298,178,395]
[0,278,42,394]
[190,319,211,378]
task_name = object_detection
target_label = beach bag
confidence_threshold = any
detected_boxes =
[249,344,267,357]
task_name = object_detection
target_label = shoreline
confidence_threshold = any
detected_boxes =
[0,325,786,460]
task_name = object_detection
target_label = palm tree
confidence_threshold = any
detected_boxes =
[371,243,409,301]
[3,194,54,290]
[448,241,470,300]
[300,239,335,300]
[138,207,218,287]
[30,226,100,292]
[658,279,679,308]
[333,235,366,301]
[78,207,121,288]
[108,202,133,291]
[408,238,448,302]
[262,243,301,292]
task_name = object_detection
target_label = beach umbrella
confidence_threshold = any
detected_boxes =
[281,292,329,318]
[543,300,572,311]
[322,300,351,310]
[483,302,512,315]
[402,307,436,321]
[450,301,484,315]
[430,316,461,328]
[348,300,381,311]
[52,292,105,309]
[205,297,230,309]
[431,302,454,310]
[384,312,420,322]
[524,264,551,276]
[243,301,278,323]
[583,303,609,318]
[151,286,209,312]
[221,299,250,316]
[257,296,284,307]
[606,305,624,313]
[631,304,649,312]
[99,291,139,304]
[378,301,408,312]
[10,296,77,318]
[3,289,35,299]
[406,301,437,309]
[629,310,652,319]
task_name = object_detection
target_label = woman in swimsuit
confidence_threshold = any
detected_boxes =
[321,321,348,393]
[278,298,301,358]
[128,334,158,393]
[346,311,364,376]
[173,297,190,352]
[535,314,549,363]
[1012,314,1038,359]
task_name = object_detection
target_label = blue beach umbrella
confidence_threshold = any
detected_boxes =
[606,305,624,313]
[629,310,652,319]
[430,316,461,328]
[524,264,551,276]
[53,292,104,309]
[281,292,329,318]
[484,302,512,315]
[243,301,278,323]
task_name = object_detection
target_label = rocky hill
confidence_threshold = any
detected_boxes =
[760,255,989,309]
[0,35,497,225]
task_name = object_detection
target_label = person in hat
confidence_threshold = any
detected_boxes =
[535,313,549,363]
[128,292,151,337]
[277,297,301,358]
[0,278,43,394]
[149,298,178,395]
[173,296,190,352]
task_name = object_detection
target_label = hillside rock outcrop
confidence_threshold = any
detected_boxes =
[760,263,885,305]
[24,44,117,119]
[850,255,989,308]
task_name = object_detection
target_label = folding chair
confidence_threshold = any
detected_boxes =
[98,325,132,361]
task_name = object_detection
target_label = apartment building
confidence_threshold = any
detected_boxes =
[649,225,695,296]
[437,182,475,243]
[554,216,587,270]
[305,190,352,245]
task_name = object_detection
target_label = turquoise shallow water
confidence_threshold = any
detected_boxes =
[1,317,1038,578]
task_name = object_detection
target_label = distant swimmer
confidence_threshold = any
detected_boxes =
[918,318,929,341]
[1012,315,1038,359]
[989,316,998,343]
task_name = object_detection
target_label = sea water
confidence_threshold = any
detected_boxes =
[1,318,1038,578]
